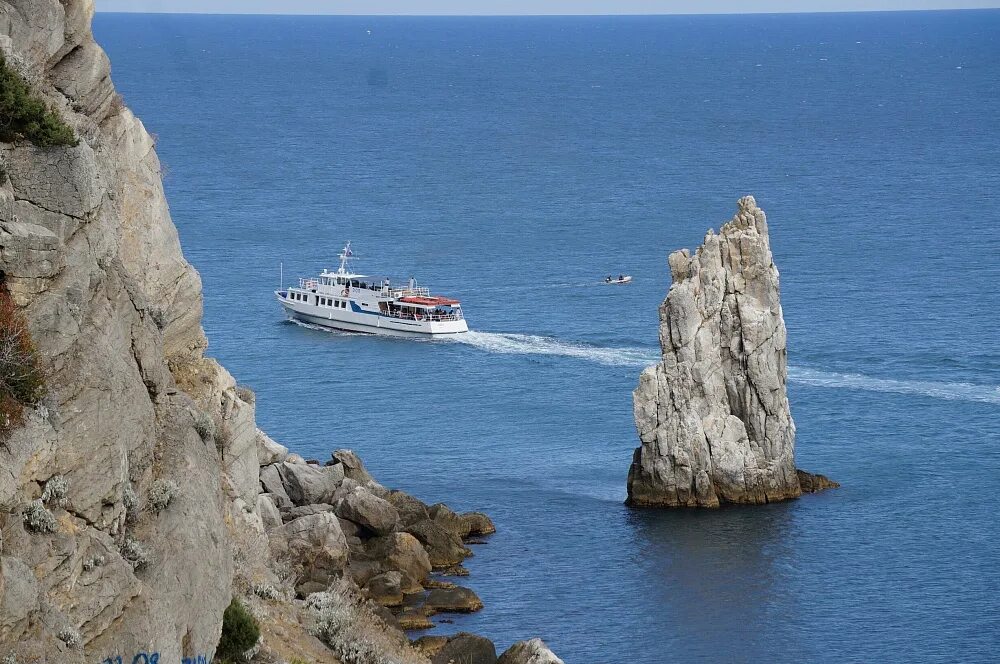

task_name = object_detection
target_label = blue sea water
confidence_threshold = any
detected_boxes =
[95,11,1000,662]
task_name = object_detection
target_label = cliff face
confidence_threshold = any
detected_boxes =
[0,5,562,663]
[628,196,834,507]
[0,1,258,660]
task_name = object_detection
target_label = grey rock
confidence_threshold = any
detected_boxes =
[270,512,348,596]
[331,448,374,484]
[281,503,336,522]
[256,428,289,465]
[431,633,497,664]
[423,586,484,613]
[628,196,819,507]
[364,570,404,606]
[276,460,344,506]
[363,532,432,593]
[335,487,399,536]
[388,489,431,526]
[259,463,292,509]
[428,502,466,537]
[461,512,496,536]
[406,519,473,568]
[497,639,565,664]
[257,493,282,530]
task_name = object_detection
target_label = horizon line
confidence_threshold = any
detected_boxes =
[95,7,1000,17]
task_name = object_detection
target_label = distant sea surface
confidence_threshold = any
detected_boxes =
[96,11,1000,662]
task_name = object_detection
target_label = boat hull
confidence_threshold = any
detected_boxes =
[277,293,468,337]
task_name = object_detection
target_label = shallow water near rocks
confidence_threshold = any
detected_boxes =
[97,11,1000,661]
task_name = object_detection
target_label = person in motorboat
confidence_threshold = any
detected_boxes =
[606,275,612,283]
[618,274,624,281]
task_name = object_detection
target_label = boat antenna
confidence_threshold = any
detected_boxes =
[280,261,283,289]
[338,241,355,274]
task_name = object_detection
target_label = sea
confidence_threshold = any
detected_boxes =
[95,10,1000,662]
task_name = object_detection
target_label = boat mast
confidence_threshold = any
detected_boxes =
[337,242,355,275]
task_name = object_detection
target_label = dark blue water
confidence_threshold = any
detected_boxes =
[96,11,1000,662]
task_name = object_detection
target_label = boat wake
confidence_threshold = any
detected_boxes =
[450,331,658,367]
[451,332,1000,405]
[287,322,999,405]
[787,367,1000,405]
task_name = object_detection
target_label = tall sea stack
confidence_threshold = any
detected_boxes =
[628,196,835,507]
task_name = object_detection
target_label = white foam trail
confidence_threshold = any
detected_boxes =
[451,331,658,367]
[788,367,1000,405]
[451,332,1000,405]
[287,323,999,406]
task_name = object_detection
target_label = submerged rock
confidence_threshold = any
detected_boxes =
[423,586,484,613]
[628,196,835,507]
[797,469,841,493]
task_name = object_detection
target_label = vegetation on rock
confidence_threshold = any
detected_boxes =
[216,598,261,663]
[0,55,78,147]
[22,499,57,533]
[120,535,150,570]
[148,478,179,512]
[0,284,45,439]
[41,474,68,506]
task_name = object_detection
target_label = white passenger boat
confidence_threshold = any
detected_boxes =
[275,243,469,337]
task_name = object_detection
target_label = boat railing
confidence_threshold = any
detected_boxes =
[389,286,431,298]
[298,278,320,290]
[382,309,464,322]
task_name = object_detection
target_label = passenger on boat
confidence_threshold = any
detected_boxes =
[619,274,623,281]
[606,275,612,283]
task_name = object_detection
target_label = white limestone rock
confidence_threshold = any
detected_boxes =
[628,196,816,507]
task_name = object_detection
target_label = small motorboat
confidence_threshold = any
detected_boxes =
[602,275,633,285]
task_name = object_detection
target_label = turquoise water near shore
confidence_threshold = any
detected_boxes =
[97,11,1000,661]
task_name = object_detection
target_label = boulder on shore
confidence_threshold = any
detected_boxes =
[269,512,348,596]
[431,632,497,664]
[335,487,400,536]
[497,638,565,664]
[406,519,473,568]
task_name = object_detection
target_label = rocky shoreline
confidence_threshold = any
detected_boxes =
[243,433,561,663]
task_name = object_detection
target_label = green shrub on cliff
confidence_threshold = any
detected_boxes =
[0,284,45,439]
[0,54,78,147]
[216,598,260,663]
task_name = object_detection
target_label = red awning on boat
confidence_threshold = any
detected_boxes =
[398,296,460,306]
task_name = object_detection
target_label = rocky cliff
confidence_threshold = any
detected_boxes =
[0,2,559,662]
[628,196,836,508]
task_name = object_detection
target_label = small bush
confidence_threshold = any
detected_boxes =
[0,55,78,147]
[251,582,280,601]
[56,627,81,648]
[122,483,139,523]
[22,500,56,533]
[235,384,255,405]
[306,585,422,664]
[147,478,178,512]
[41,474,68,506]
[0,286,45,439]
[216,598,260,663]
[120,536,149,570]
[193,412,215,441]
